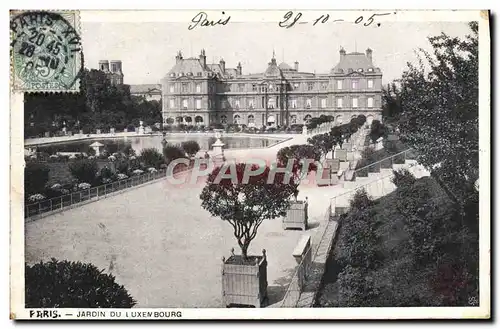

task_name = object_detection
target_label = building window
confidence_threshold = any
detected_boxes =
[321,82,328,89]
[235,99,240,109]
[320,98,327,108]
[169,84,175,93]
[248,115,255,125]
[337,80,342,90]
[307,82,314,91]
[337,97,343,108]
[252,84,257,92]
[239,84,245,92]
[290,99,297,109]
[293,83,300,90]
[248,98,254,109]
[197,72,202,77]
[352,97,358,108]
[234,115,241,124]
[182,99,188,109]
[352,80,359,89]
[196,99,202,109]
[290,115,297,124]
[260,85,268,93]
[169,99,175,109]
[306,98,312,109]
[182,83,189,93]
[368,80,374,89]
[208,99,212,109]
[221,115,227,124]
[195,83,201,93]
[367,97,374,108]
[304,114,312,123]
[268,98,276,109]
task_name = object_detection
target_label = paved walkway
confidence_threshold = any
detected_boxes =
[25,170,330,308]
[24,129,351,308]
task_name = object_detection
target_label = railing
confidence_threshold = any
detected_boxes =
[331,158,421,215]
[25,169,169,221]
[280,203,333,307]
[347,148,416,180]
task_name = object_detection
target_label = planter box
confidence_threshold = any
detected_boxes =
[283,199,308,230]
[222,249,268,308]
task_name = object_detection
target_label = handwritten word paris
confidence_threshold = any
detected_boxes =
[278,11,394,29]
[188,12,231,30]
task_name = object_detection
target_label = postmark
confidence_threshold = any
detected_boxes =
[10,11,82,92]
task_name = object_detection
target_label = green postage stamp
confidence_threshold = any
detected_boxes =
[10,11,82,92]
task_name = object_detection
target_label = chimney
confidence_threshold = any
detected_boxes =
[294,61,299,71]
[219,58,225,73]
[175,50,183,64]
[237,62,242,75]
[366,48,373,62]
[340,47,346,60]
[199,49,206,68]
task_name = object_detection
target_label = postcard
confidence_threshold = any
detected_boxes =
[9,9,490,320]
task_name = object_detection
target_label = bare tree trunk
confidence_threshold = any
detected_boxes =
[240,242,249,262]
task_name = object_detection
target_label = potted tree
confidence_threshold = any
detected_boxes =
[283,196,309,230]
[200,163,298,308]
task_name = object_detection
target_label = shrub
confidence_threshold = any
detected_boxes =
[162,145,186,165]
[25,259,136,308]
[25,163,50,196]
[369,120,388,143]
[139,148,164,169]
[181,140,201,157]
[392,169,417,189]
[68,159,99,185]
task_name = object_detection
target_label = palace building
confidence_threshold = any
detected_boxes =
[160,48,383,128]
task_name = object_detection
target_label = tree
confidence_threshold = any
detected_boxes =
[369,120,388,143]
[25,258,136,308]
[181,140,201,158]
[391,22,479,203]
[139,148,164,168]
[25,163,50,196]
[200,163,298,261]
[68,159,99,184]
[162,144,185,165]
[277,144,321,174]
[307,133,335,157]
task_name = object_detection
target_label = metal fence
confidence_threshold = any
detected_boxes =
[349,148,416,179]
[25,169,168,220]
[280,203,333,307]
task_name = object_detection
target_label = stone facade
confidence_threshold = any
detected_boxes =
[98,59,124,85]
[160,48,383,127]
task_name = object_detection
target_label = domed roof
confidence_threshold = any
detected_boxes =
[278,62,293,71]
[264,58,283,77]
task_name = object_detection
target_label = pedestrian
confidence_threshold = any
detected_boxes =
[204,151,210,159]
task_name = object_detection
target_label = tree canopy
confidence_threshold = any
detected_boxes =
[200,163,298,261]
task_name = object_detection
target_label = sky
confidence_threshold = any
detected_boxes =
[81,18,472,85]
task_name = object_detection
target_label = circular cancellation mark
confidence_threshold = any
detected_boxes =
[10,11,82,91]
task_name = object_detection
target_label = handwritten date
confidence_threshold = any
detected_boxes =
[278,11,393,29]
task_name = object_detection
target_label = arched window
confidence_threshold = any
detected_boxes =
[234,115,241,124]
[336,115,343,124]
[304,114,312,123]
[195,116,203,124]
[185,116,193,124]
[290,115,297,124]
[247,115,255,125]
[221,115,227,124]
[175,116,183,123]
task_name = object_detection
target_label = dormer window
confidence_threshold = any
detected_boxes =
[170,73,176,77]
[368,68,374,72]
[180,72,185,76]
[358,68,363,72]
[348,68,353,73]
[197,72,202,76]
[337,69,344,73]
